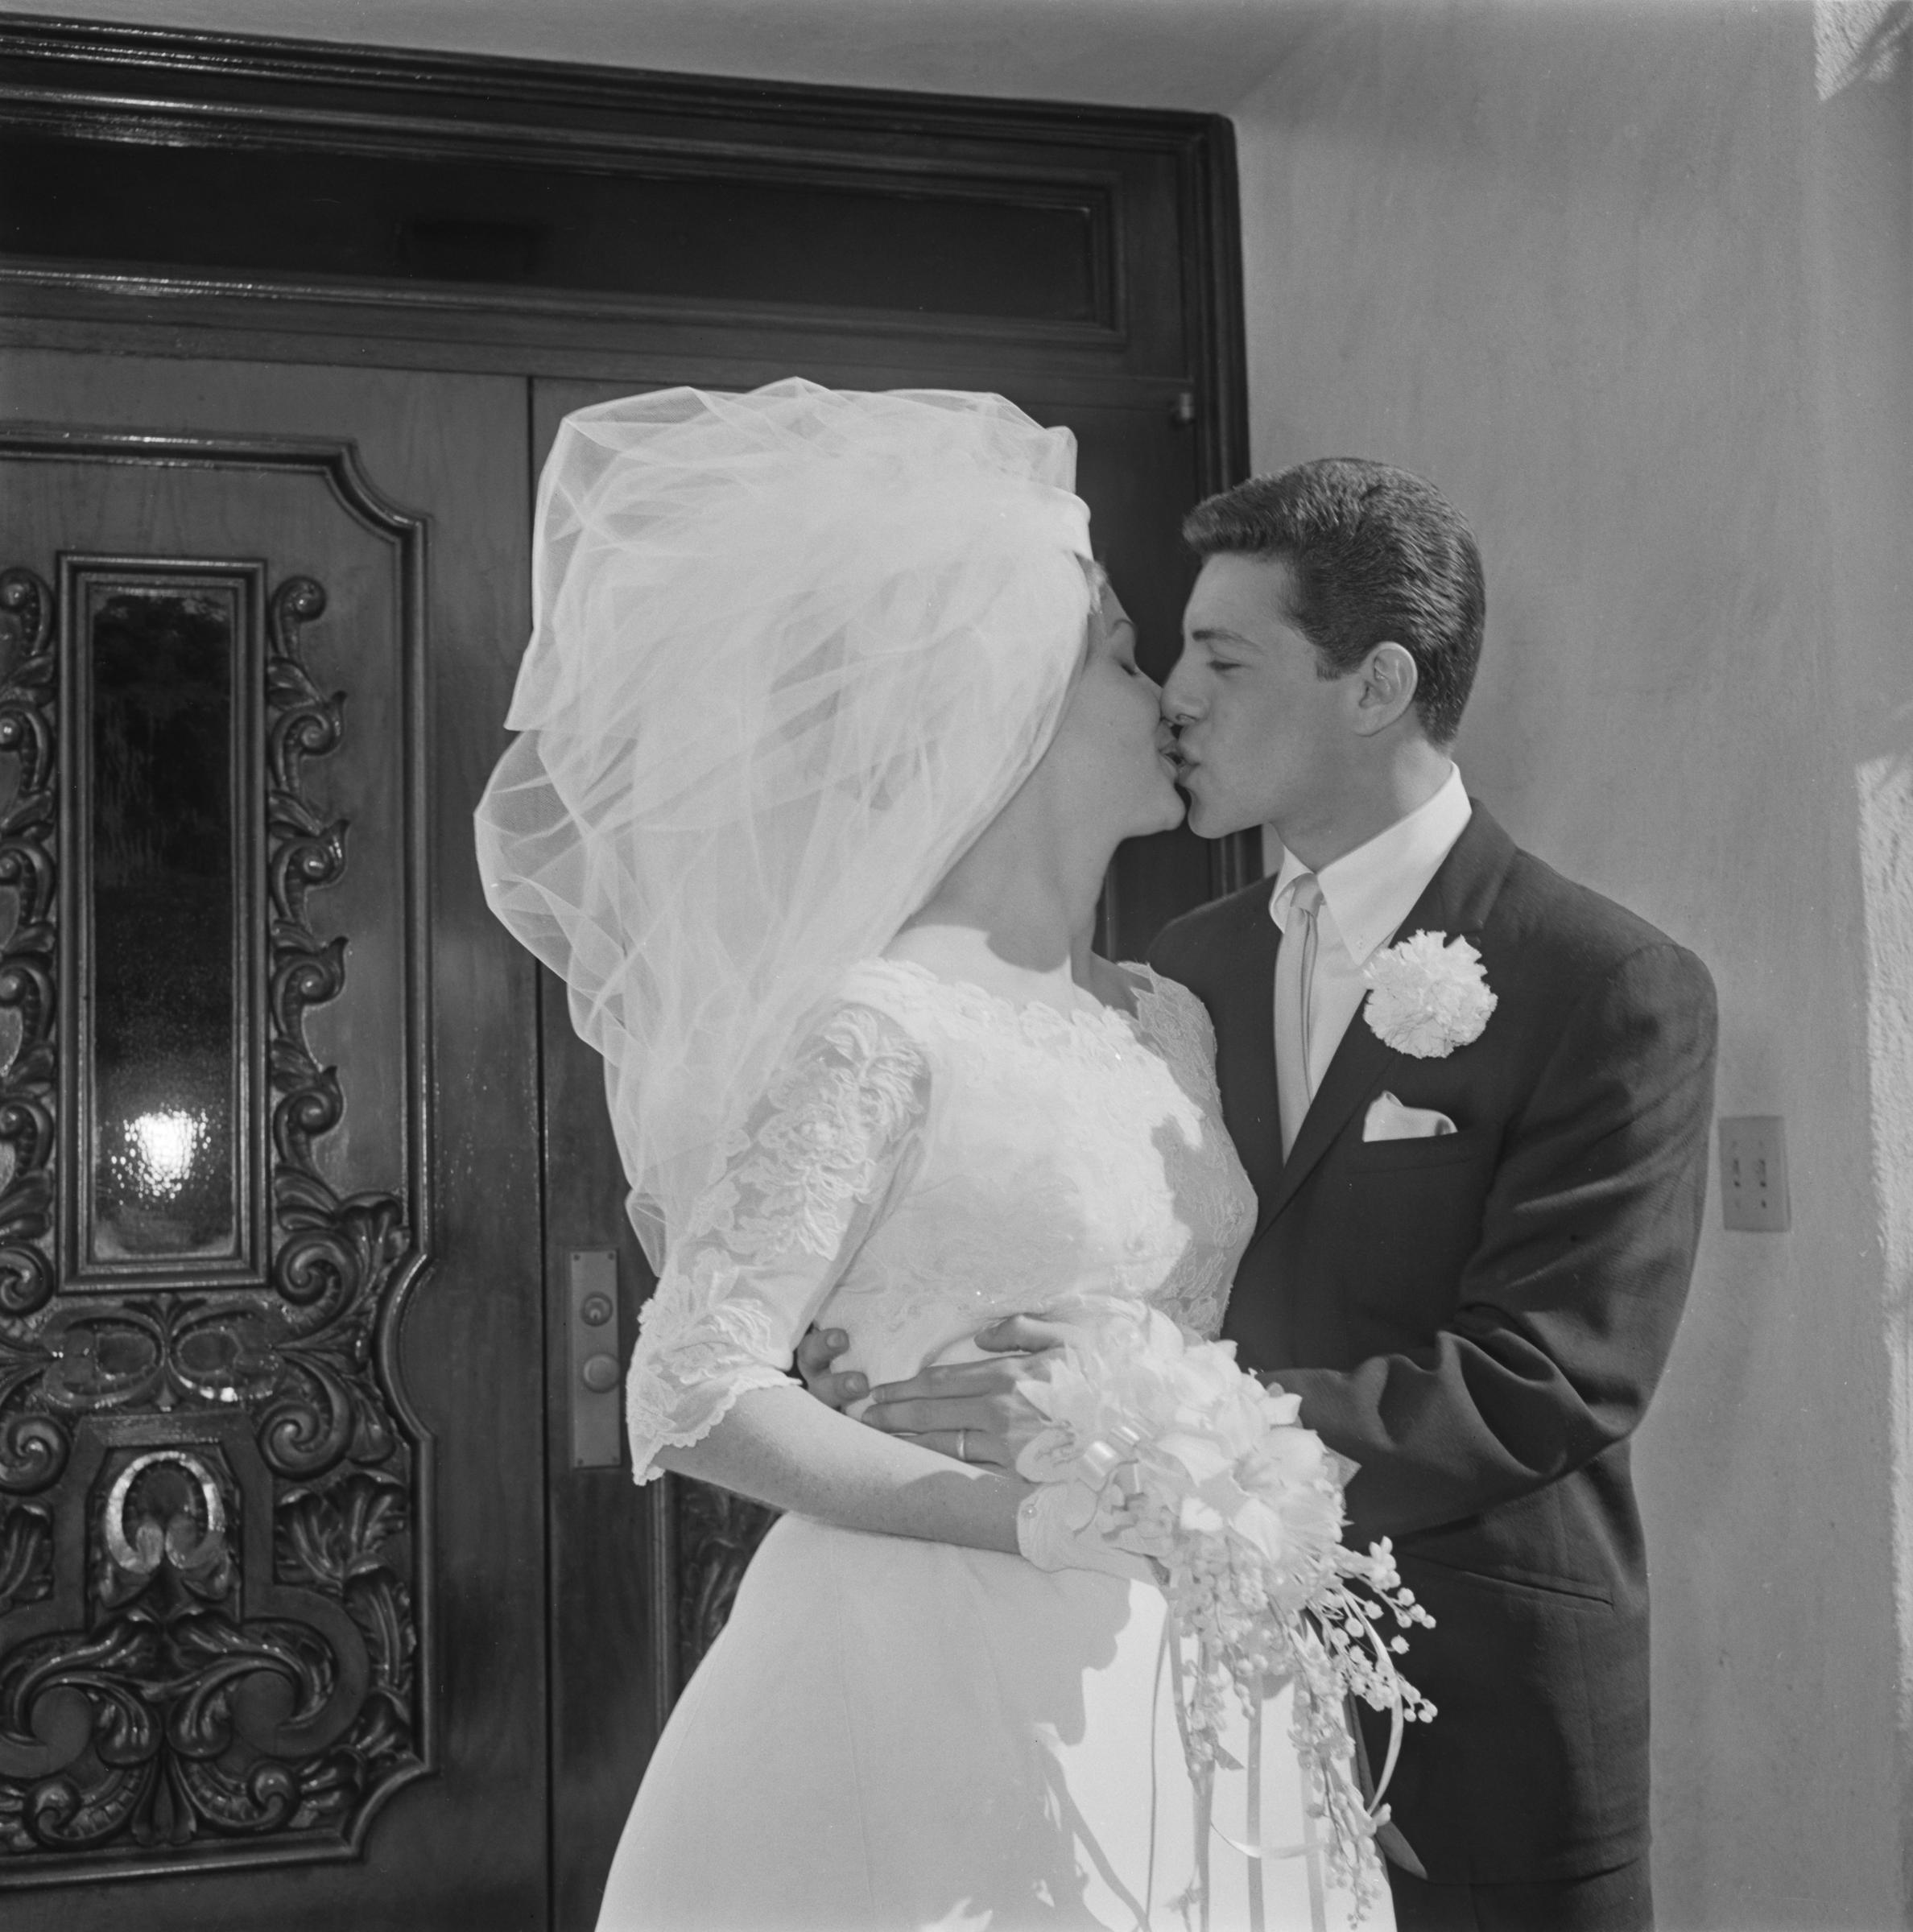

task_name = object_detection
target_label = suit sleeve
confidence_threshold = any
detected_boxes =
[1277,941,1718,1540]
[1147,910,1202,987]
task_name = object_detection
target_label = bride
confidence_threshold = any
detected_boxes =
[476,379,1395,1931]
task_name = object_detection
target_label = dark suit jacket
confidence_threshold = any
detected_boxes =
[1150,803,1717,1886]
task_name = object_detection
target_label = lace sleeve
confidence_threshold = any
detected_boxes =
[624,1001,931,1484]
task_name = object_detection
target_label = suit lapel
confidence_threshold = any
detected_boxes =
[1253,802,1518,1236]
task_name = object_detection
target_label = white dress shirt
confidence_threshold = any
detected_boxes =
[1268,765,1474,1095]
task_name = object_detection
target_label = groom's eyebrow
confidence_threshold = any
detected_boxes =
[1188,625,1257,649]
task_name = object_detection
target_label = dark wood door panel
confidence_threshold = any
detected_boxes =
[0,125,1112,328]
[535,975,663,1932]
[527,378,667,1932]
[0,352,543,1930]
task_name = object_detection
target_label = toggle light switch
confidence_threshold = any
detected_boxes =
[1718,1117,1790,1232]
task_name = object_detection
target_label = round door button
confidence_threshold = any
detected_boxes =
[581,1352,620,1394]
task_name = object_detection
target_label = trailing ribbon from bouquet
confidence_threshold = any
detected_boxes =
[1015,1300,1436,1928]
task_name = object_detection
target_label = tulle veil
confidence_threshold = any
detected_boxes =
[474,378,1093,1265]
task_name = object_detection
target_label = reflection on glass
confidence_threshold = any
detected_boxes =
[87,585,239,1261]
[113,1108,207,1197]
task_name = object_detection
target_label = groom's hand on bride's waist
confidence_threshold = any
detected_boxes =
[794,1327,870,1411]
[797,1315,1065,1472]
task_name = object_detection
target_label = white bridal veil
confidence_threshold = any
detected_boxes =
[474,378,1094,1264]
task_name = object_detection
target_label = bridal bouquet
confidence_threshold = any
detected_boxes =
[1016,1300,1435,1913]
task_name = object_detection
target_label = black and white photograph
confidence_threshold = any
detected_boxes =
[0,2,1906,1928]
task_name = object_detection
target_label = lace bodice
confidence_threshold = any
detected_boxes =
[625,958,1256,1480]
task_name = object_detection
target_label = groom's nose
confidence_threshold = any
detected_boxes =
[1159,654,1201,725]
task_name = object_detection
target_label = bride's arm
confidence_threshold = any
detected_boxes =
[627,999,1025,1557]
[657,1385,1024,1553]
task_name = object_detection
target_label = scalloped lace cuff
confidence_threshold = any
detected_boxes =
[626,1360,795,1486]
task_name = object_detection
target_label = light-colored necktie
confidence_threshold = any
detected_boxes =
[1275,874,1324,1161]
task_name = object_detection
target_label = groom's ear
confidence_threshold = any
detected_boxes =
[1349,641,1420,737]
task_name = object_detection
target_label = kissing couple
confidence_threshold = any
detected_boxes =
[477,380,1717,1932]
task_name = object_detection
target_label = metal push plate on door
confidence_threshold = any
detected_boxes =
[568,1248,623,1468]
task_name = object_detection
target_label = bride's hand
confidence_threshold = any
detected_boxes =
[857,1315,1068,1470]
[1015,1481,1161,1584]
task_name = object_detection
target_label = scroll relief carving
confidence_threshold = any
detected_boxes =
[0,567,428,1872]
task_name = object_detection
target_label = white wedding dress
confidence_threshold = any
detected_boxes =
[598,958,1391,1932]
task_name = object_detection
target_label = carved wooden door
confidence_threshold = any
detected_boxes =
[0,350,1221,1930]
[0,15,1250,1905]
[0,350,547,1929]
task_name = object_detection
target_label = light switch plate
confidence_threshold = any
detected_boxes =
[1718,1116,1790,1232]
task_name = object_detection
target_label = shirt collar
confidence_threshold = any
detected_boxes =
[1267,764,1473,964]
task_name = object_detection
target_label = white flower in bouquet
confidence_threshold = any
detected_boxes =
[1018,1300,1436,1914]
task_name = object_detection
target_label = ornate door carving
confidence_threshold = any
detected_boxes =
[0,436,432,1882]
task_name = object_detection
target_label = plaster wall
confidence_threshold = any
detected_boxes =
[1231,7,1913,1926]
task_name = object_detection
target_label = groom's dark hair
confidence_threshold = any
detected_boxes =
[1182,459,1485,745]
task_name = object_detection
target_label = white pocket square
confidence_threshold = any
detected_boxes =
[1363,1092,1458,1141]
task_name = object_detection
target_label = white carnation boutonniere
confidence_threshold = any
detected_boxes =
[1362,930,1498,1059]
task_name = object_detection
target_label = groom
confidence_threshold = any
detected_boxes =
[812,460,1717,1930]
